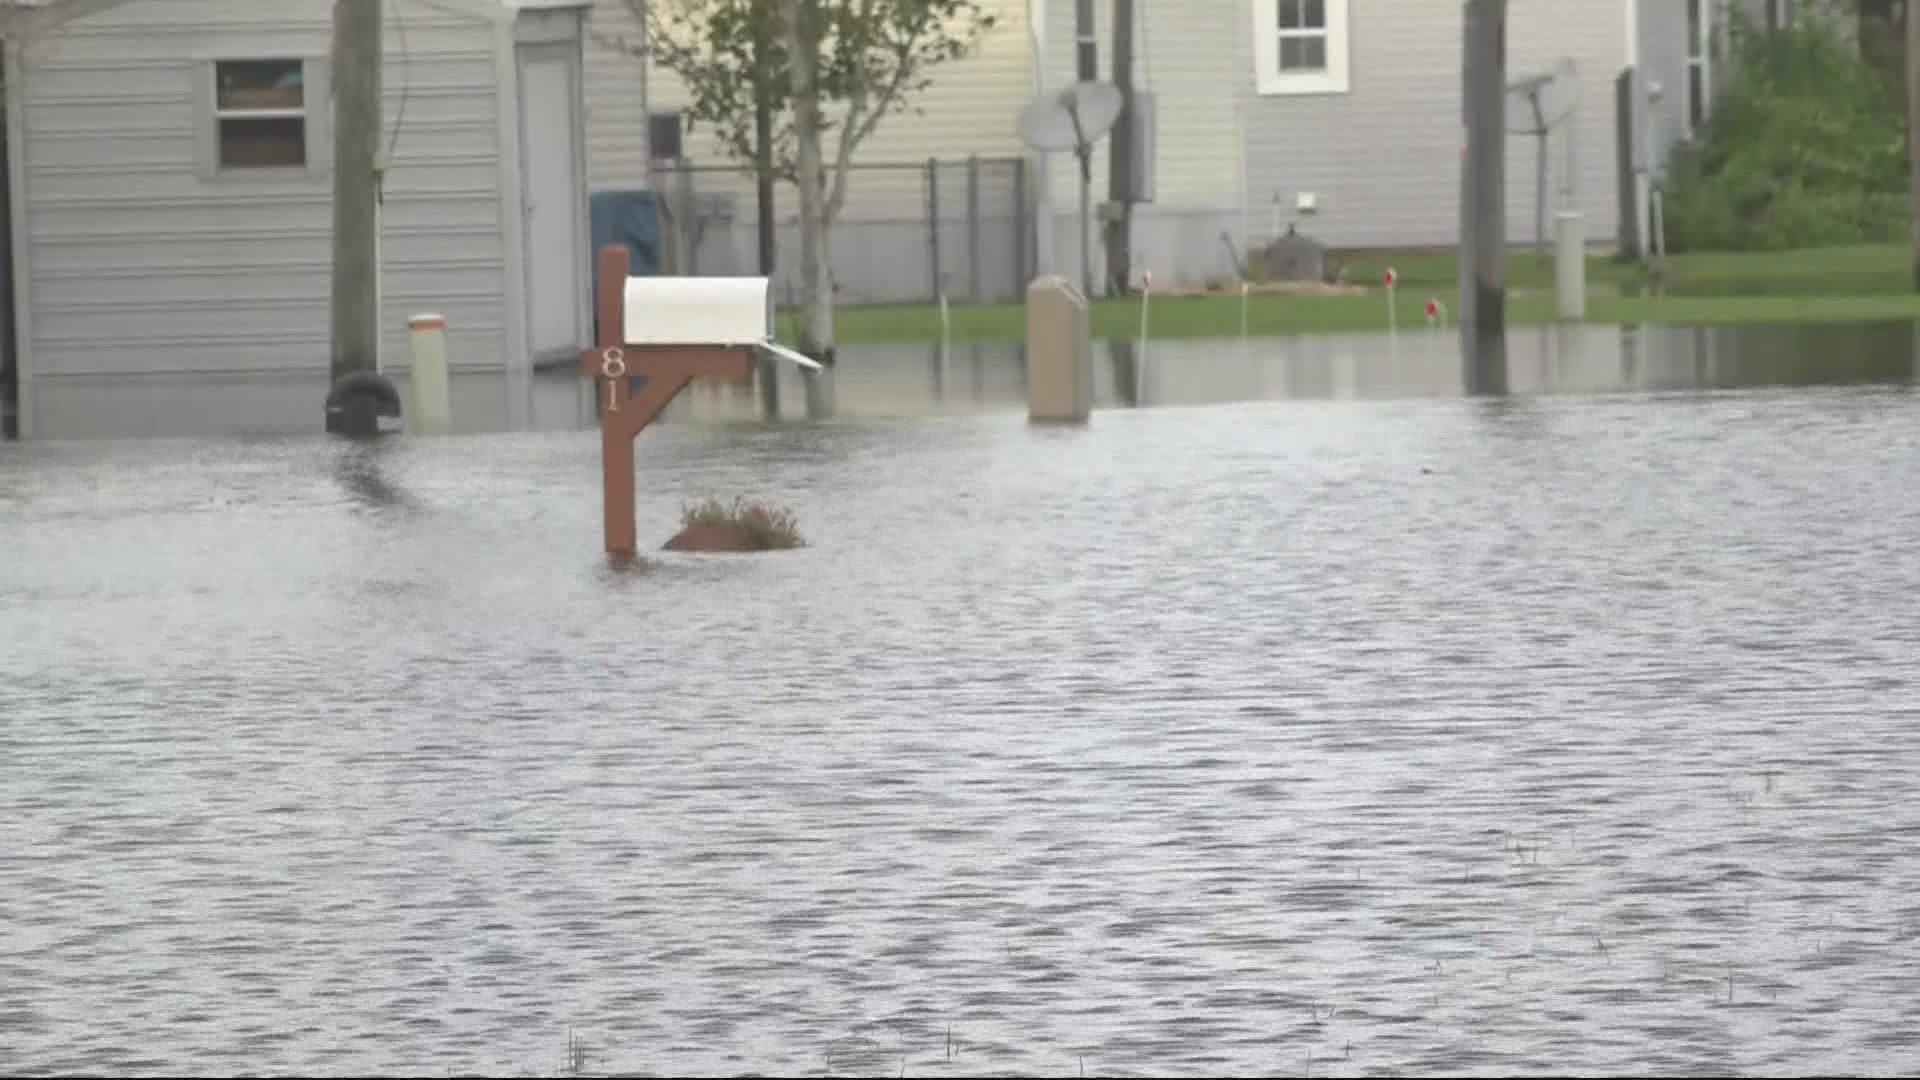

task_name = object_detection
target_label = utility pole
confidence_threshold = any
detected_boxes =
[1073,0,1097,297]
[1906,0,1920,289]
[1459,0,1508,396]
[327,0,385,432]
[1103,0,1135,295]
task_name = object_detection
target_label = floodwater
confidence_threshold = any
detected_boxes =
[4,326,1920,1078]
[728,319,1919,422]
[17,319,1917,438]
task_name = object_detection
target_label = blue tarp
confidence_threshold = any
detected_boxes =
[589,189,662,277]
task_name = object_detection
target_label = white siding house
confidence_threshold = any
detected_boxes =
[616,0,1786,302]
[636,0,1037,304]
[582,0,650,188]
[1229,0,1630,255]
[5,0,594,440]
[1025,0,1796,290]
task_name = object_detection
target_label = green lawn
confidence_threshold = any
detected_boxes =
[788,244,1920,345]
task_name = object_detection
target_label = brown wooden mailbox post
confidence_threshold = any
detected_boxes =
[578,245,757,563]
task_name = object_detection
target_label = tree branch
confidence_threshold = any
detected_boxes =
[826,3,931,222]
[635,0,994,216]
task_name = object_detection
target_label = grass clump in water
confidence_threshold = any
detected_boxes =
[678,495,806,551]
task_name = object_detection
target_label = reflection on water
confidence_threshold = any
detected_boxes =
[4,385,1920,1077]
[701,320,1917,423]
[13,321,1916,439]
[330,441,413,512]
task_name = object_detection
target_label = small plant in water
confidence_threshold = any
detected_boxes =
[678,495,806,550]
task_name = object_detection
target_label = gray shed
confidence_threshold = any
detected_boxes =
[1,0,593,439]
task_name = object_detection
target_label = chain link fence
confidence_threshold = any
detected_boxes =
[645,156,1029,305]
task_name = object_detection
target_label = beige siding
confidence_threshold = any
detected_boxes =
[841,0,1029,216]
[583,0,649,188]
[20,0,510,436]
[638,0,1029,219]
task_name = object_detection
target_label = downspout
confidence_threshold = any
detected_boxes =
[1625,0,1648,258]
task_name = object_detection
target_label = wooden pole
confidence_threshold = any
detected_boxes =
[579,245,758,564]
[1104,0,1135,295]
[329,0,382,411]
[1906,0,1920,289]
[593,247,636,561]
[1459,0,1509,396]
[1073,0,1097,298]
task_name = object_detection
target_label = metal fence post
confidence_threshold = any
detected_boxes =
[675,163,698,275]
[926,157,942,304]
[1615,67,1642,259]
[1011,156,1028,300]
[966,154,982,303]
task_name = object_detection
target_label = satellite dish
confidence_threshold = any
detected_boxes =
[1016,81,1124,154]
[1015,80,1125,299]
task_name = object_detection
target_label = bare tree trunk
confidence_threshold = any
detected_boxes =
[751,20,780,419]
[784,0,834,417]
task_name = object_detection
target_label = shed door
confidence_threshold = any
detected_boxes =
[517,43,584,367]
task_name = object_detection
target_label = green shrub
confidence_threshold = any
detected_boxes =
[1664,12,1908,252]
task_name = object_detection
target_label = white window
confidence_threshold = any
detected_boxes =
[193,55,332,179]
[214,59,308,167]
[1253,0,1350,96]
[1686,0,1711,134]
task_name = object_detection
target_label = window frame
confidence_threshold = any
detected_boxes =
[193,53,333,181]
[1252,0,1350,97]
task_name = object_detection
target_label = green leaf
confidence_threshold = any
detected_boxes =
[638,0,996,215]
[1665,8,1906,252]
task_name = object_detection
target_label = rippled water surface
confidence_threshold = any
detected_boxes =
[5,387,1920,1078]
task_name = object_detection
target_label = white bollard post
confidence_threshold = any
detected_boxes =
[407,313,453,435]
[1137,268,1153,379]
[1554,210,1587,320]
[1384,266,1398,336]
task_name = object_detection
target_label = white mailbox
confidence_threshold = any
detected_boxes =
[623,276,771,345]
[618,274,823,370]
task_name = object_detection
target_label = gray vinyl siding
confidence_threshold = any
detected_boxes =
[583,0,649,188]
[1241,0,1630,251]
[19,0,510,436]
[1038,0,1243,213]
